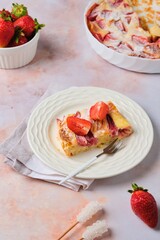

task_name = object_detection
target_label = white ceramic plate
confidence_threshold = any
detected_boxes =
[84,1,160,73]
[27,87,153,179]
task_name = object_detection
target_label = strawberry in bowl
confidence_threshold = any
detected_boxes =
[0,3,45,69]
[0,9,15,47]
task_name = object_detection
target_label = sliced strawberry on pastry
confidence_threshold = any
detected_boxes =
[57,101,133,156]
[76,131,98,146]
[86,3,99,21]
[115,20,126,32]
[117,42,134,54]
[106,114,118,137]
[132,35,150,45]
[90,101,109,121]
[67,116,91,136]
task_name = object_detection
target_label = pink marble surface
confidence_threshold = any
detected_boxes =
[0,0,160,239]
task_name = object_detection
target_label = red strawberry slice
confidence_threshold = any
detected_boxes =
[67,116,91,136]
[76,135,88,146]
[90,101,109,121]
[96,19,106,29]
[104,33,116,41]
[125,16,131,24]
[76,131,98,146]
[93,32,104,42]
[112,0,123,7]
[106,114,118,136]
[128,183,158,228]
[132,35,150,45]
[86,3,99,21]
[115,20,126,32]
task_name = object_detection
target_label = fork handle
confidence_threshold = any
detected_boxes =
[59,156,98,185]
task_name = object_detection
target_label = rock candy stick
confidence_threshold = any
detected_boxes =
[79,220,108,240]
[57,201,103,240]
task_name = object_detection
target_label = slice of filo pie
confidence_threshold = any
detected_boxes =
[57,101,133,156]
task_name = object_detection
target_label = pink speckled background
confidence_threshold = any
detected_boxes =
[0,1,160,240]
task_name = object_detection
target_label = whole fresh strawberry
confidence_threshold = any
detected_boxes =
[8,29,27,47]
[9,35,27,47]
[14,15,45,37]
[128,183,158,228]
[0,13,14,47]
[11,3,28,20]
[0,9,12,21]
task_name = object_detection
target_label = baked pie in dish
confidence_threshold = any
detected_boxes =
[86,0,160,58]
[57,101,133,156]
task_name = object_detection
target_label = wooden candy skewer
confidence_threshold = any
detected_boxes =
[57,201,103,240]
[57,222,79,240]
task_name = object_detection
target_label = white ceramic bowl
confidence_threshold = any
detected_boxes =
[84,0,160,73]
[0,32,39,69]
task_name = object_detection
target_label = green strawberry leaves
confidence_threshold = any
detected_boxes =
[128,183,148,193]
[34,18,45,33]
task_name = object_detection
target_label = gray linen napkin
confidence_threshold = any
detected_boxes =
[0,86,94,191]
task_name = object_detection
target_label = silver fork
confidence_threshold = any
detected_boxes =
[59,139,124,185]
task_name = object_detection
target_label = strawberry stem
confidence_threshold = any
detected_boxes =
[0,9,12,21]
[11,3,28,18]
[34,18,45,33]
[128,183,148,193]
[12,27,24,44]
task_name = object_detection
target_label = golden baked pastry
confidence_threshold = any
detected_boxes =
[57,101,133,156]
